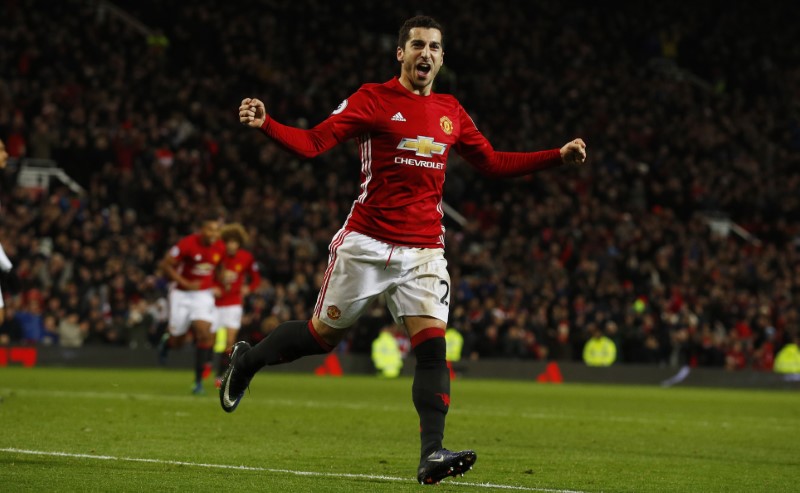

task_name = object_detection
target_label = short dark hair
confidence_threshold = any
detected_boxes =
[397,15,443,50]
[199,212,221,225]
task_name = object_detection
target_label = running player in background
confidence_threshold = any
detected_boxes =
[159,215,225,395]
[223,15,587,484]
[213,223,260,385]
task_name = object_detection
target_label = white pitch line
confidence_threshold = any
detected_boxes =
[0,448,587,493]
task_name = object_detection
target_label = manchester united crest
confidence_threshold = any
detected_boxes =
[327,305,341,320]
[439,116,453,135]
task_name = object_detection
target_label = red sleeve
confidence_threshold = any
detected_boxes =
[259,86,377,159]
[454,105,563,178]
[247,255,261,292]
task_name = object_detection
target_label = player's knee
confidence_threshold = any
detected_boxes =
[404,316,446,338]
[226,330,239,346]
[311,317,347,348]
[193,321,214,343]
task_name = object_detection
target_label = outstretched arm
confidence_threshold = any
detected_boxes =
[239,91,376,159]
[455,107,586,177]
[239,98,338,159]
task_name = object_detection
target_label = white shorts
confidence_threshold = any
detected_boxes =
[215,305,243,331]
[0,286,4,308]
[314,229,451,329]
[168,288,217,336]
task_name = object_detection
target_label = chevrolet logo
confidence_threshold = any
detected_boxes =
[396,136,447,158]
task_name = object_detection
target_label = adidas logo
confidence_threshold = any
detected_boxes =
[390,112,406,122]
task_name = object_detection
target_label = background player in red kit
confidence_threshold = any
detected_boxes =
[213,223,260,382]
[159,215,225,394]
[221,15,587,484]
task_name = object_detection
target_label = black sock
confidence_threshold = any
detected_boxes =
[411,329,449,459]
[195,345,213,384]
[237,320,333,375]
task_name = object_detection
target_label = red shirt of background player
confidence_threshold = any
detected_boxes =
[215,249,260,306]
[170,233,225,290]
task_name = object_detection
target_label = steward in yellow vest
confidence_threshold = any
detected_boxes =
[372,328,403,378]
[445,328,463,362]
[583,330,617,367]
[774,342,800,374]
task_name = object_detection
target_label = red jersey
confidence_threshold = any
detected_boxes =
[168,234,225,290]
[215,249,261,307]
[260,77,562,248]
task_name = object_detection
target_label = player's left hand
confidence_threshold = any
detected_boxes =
[560,138,587,165]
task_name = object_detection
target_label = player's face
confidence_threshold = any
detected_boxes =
[0,139,7,169]
[200,220,221,244]
[225,239,240,255]
[397,28,444,95]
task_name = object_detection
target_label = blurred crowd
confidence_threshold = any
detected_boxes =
[1,0,798,370]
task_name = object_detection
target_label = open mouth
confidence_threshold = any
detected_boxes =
[416,62,431,78]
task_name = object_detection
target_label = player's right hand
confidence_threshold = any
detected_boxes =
[239,98,266,128]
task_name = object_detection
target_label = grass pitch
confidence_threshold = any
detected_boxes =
[0,367,798,492]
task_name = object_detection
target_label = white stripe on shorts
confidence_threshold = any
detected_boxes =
[314,230,351,318]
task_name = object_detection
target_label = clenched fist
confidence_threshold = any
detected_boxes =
[560,138,587,165]
[239,98,266,128]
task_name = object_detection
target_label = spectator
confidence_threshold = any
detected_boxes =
[0,302,23,345]
[57,312,85,348]
[15,298,56,345]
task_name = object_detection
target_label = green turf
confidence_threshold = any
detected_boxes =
[0,367,798,492]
